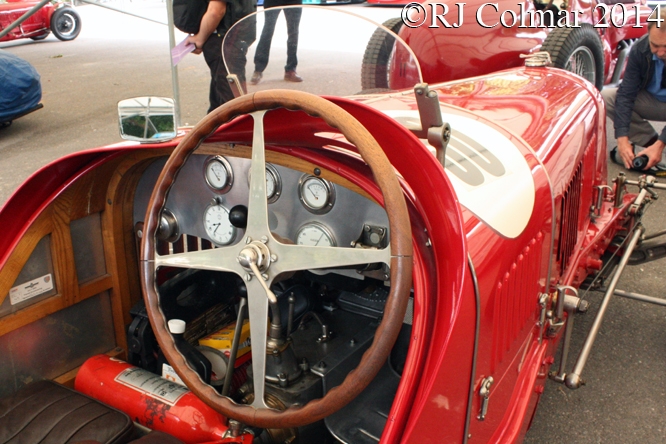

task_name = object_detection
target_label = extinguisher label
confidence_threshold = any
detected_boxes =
[162,364,186,387]
[115,366,189,406]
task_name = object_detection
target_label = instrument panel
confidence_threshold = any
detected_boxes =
[133,153,390,258]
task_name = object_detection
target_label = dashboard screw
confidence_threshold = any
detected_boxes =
[261,236,268,243]
[246,237,252,244]
[271,254,277,262]
[245,274,252,281]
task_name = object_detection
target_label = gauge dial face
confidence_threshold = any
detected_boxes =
[296,223,336,247]
[204,157,233,193]
[203,204,236,245]
[298,175,335,214]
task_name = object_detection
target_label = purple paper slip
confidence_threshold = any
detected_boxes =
[172,38,196,66]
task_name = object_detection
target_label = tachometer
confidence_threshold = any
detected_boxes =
[296,223,336,247]
[203,202,236,245]
[204,156,233,193]
[298,175,335,214]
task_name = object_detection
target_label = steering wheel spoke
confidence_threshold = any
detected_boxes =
[271,243,391,274]
[245,110,271,240]
[245,278,272,409]
[153,246,242,275]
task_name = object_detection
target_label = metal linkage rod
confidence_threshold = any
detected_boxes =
[614,289,666,307]
[221,297,247,397]
[565,225,645,389]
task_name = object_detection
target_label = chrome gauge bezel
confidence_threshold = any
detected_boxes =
[204,156,234,193]
[295,222,337,247]
[298,174,335,214]
[247,163,282,204]
[202,201,237,246]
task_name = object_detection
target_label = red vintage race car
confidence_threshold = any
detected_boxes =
[0,7,663,444]
[0,0,81,42]
[362,0,653,90]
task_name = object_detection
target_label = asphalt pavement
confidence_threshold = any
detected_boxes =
[0,2,664,443]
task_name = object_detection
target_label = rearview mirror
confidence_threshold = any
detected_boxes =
[118,97,176,143]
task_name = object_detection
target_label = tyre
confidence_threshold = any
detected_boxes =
[541,25,604,90]
[50,7,81,41]
[30,30,51,41]
[361,17,403,91]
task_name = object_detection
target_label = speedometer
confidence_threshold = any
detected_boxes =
[203,203,236,245]
[296,223,336,247]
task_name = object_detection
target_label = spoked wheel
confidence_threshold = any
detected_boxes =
[140,90,413,429]
[541,24,604,90]
[565,46,596,84]
[50,8,81,41]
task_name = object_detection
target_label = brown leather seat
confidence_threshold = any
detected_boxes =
[0,380,134,444]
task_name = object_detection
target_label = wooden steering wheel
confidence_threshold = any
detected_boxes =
[140,90,413,429]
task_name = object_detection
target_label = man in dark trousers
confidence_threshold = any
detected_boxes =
[249,0,303,85]
[603,7,666,171]
[187,0,255,113]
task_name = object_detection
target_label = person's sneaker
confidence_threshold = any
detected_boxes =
[609,146,625,167]
[284,71,303,82]
[250,71,262,85]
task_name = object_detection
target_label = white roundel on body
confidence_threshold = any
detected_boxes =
[383,110,536,239]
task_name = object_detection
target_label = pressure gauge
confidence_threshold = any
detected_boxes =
[248,163,282,203]
[296,223,336,247]
[298,175,335,214]
[203,202,236,246]
[204,156,233,193]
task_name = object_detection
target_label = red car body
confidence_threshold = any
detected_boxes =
[0,18,654,444]
[0,0,81,42]
[365,0,652,89]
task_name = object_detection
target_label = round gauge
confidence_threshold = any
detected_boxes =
[204,156,233,193]
[296,223,336,247]
[203,203,236,245]
[298,175,335,214]
[247,163,282,204]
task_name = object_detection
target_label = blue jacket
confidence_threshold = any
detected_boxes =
[614,34,666,143]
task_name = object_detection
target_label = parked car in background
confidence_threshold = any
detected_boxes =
[363,0,653,91]
[0,49,42,127]
[0,0,81,42]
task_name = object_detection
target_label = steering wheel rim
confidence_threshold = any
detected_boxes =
[140,90,413,429]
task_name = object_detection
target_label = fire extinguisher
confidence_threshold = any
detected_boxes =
[75,355,251,444]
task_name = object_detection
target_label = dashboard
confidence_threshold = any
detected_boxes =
[132,151,391,272]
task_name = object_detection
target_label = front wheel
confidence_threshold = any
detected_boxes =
[50,7,81,41]
[541,25,605,90]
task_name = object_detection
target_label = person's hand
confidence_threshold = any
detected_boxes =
[186,35,204,55]
[616,137,634,169]
[636,140,665,170]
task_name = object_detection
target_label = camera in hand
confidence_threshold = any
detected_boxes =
[632,155,649,171]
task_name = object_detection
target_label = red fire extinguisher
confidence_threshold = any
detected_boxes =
[75,355,252,444]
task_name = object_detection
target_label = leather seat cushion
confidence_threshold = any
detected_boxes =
[0,380,134,444]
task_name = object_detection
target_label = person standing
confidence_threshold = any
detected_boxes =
[250,0,303,85]
[603,7,666,171]
[187,0,256,113]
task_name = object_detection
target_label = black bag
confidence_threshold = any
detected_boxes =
[173,0,208,34]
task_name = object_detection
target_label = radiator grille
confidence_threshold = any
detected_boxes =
[558,162,583,272]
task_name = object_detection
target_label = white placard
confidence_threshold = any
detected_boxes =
[9,274,54,305]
